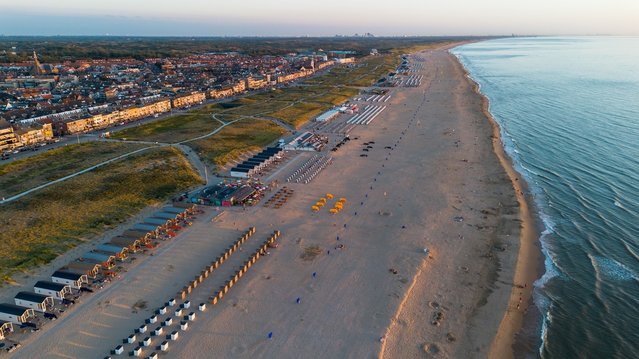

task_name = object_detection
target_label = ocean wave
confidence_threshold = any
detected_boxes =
[589,255,639,282]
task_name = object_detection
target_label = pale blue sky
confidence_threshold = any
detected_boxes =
[0,0,637,36]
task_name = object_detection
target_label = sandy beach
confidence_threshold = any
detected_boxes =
[4,44,540,359]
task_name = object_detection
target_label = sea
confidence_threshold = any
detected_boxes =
[451,37,639,358]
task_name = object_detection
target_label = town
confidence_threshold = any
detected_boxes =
[0,49,356,156]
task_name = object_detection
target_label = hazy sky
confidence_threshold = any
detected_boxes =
[0,0,637,36]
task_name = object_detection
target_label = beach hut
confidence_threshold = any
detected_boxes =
[14,292,54,312]
[153,212,179,221]
[63,261,100,278]
[95,243,129,261]
[170,330,179,340]
[123,229,153,240]
[0,303,35,324]
[172,202,197,212]
[0,320,13,340]
[82,251,116,269]
[163,206,188,216]
[109,236,142,253]
[34,281,71,300]
[113,345,124,355]
[51,270,88,289]
[132,223,160,235]
[143,217,171,228]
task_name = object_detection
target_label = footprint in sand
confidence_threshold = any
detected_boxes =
[423,343,441,356]
[231,344,248,355]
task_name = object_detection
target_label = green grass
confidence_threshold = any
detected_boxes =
[266,102,327,129]
[310,87,360,105]
[0,142,147,198]
[111,113,222,143]
[0,147,203,282]
[223,98,290,117]
[190,119,286,167]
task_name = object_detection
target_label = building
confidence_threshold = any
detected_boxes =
[335,57,356,64]
[58,99,172,135]
[34,281,71,300]
[230,146,282,178]
[230,167,252,179]
[171,92,206,109]
[14,292,54,312]
[0,303,35,324]
[51,270,88,289]
[246,76,269,90]
[0,320,13,340]
[16,123,53,146]
[0,118,20,152]
[315,109,340,122]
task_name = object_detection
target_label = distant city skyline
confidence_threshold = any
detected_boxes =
[0,0,637,36]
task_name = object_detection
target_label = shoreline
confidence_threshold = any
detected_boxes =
[2,43,546,359]
[452,51,545,358]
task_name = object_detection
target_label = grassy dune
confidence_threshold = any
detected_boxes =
[0,142,147,198]
[0,147,202,282]
[190,119,286,167]
[111,113,222,143]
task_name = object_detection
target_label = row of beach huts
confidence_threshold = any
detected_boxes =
[0,202,198,344]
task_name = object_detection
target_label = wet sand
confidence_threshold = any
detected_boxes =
[5,44,539,359]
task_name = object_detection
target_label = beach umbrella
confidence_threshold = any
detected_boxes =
[329,209,338,214]
[326,193,333,199]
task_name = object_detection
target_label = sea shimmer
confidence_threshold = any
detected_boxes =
[452,37,639,358]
